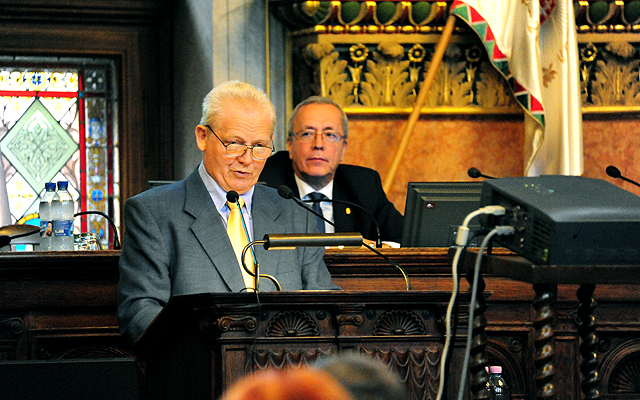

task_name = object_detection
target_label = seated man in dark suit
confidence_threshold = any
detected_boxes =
[117,82,339,345]
[259,96,404,246]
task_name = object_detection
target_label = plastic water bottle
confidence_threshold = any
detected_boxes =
[51,181,75,251]
[38,182,57,251]
[486,366,510,399]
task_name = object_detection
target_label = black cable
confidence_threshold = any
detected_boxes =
[74,210,121,249]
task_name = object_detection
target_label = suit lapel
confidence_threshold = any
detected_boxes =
[332,169,357,232]
[251,187,285,290]
[183,171,247,293]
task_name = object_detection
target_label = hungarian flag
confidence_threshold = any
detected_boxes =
[451,0,583,176]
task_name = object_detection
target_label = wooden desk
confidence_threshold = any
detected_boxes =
[455,248,640,400]
[2,249,640,399]
[135,291,468,400]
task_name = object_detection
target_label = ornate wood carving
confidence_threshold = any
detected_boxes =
[253,348,332,370]
[533,283,558,400]
[609,352,640,394]
[361,346,442,400]
[4,250,640,399]
[265,311,319,337]
[57,345,131,360]
[577,284,600,399]
[466,267,491,400]
[598,339,640,395]
[336,306,366,327]
[215,315,258,333]
[373,310,426,336]
[0,316,25,335]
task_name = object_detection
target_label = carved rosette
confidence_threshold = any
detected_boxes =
[609,352,640,394]
[0,317,25,335]
[216,315,258,332]
[373,310,426,336]
[265,311,319,337]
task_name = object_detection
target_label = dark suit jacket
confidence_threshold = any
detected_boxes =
[259,151,404,243]
[117,168,338,344]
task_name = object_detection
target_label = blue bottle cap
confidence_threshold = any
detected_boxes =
[57,181,69,190]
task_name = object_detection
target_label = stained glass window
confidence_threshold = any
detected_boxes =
[0,58,119,249]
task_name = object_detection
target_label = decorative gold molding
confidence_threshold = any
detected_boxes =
[272,1,640,34]
[275,1,640,114]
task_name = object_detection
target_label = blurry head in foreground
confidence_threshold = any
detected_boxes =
[316,352,408,400]
[220,367,354,400]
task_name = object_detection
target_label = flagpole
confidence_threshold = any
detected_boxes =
[383,14,457,193]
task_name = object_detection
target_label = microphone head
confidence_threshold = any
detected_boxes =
[468,167,482,178]
[277,185,294,199]
[0,235,11,247]
[606,165,622,179]
[226,190,240,203]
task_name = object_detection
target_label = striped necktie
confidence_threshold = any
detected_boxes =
[227,198,255,290]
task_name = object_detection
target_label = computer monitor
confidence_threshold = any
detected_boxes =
[401,182,484,247]
[146,180,176,190]
[0,358,140,400]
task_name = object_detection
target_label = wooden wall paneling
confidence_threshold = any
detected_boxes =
[0,0,173,221]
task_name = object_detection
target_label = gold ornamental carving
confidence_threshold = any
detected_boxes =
[278,1,640,114]
[300,40,518,113]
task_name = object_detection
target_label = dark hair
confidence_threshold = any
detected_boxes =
[315,352,408,400]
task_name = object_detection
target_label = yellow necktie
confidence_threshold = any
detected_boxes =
[227,198,255,290]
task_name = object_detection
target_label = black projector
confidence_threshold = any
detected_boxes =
[479,175,640,265]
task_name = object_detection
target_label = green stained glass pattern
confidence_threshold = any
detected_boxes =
[1,98,78,195]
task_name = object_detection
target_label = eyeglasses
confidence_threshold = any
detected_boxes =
[293,130,344,144]
[205,125,274,160]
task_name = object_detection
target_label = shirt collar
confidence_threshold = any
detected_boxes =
[198,162,255,213]
[294,174,333,200]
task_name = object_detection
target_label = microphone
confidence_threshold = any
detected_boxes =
[277,185,382,248]
[263,233,363,249]
[606,165,640,188]
[0,224,40,248]
[468,167,496,180]
[226,190,261,290]
[277,185,411,290]
[74,211,121,249]
[0,236,10,247]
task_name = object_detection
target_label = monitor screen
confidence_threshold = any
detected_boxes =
[401,182,484,247]
[146,180,176,190]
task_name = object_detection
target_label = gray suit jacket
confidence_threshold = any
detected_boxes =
[117,169,338,344]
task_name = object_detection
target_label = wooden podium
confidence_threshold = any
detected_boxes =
[134,291,469,400]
